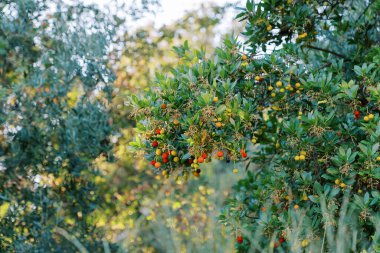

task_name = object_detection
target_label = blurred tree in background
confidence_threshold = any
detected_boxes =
[0,0,157,252]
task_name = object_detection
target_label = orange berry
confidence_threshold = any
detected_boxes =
[294,204,299,210]
[197,157,204,163]
[161,103,166,109]
[154,162,161,168]
[217,151,224,157]
[216,122,222,128]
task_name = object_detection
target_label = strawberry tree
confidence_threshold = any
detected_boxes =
[130,0,380,252]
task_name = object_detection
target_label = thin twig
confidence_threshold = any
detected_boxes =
[303,44,348,60]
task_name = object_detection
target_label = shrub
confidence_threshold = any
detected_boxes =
[130,0,380,252]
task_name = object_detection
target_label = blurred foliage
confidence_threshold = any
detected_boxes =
[131,0,380,252]
[0,0,156,252]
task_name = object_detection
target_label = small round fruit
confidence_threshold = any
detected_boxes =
[193,172,200,177]
[252,138,257,144]
[369,113,374,119]
[154,162,161,168]
[173,157,179,162]
[299,155,306,161]
[276,81,282,87]
[295,82,301,88]
[294,204,299,210]
[162,153,169,159]
[197,157,204,163]
[271,92,276,97]
[236,236,243,244]
[212,96,219,103]
[201,153,208,159]
[155,129,161,135]
[233,168,238,174]
[217,150,224,157]
[171,150,177,156]
[162,170,168,176]
[163,158,168,163]
[280,88,285,93]
[377,156,380,161]
[242,54,248,60]
[335,179,340,185]
[156,149,162,155]
[161,103,166,109]
[296,90,300,94]
[364,116,369,121]
[268,86,274,91]
[339,182,346,188]
[279,237,285,243]
[242,152,247,158]
[150,160,156,166]
[267,25,272,31]
[301,239,309,247]
[275,142,280,148]
[261,206,267,212]
[173,119,179,125]
[300,151,306,156]
[216,122,222,128]
[294,155,300,161]
[152,141,158,147]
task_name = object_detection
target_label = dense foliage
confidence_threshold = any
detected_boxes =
[131,0,380,252]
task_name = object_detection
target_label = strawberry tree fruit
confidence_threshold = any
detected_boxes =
[130,0,380,252]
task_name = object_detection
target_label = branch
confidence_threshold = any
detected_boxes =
[54,227,89,253]
[303,44,348,60]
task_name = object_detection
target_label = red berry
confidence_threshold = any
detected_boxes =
[152,141,158,147]
[155,129,161,135]
[217,151,224,157]
[188,159,193,164]
[236,236,243,244]
[162,153,169,159]
[163,158,168,163]
[202,153,208,159]
[279,237,285,243]
[198,157,204,163]
[161,103,166,109]
[354,110,360,120]
[242,152,247,158]
[150,160,156,166]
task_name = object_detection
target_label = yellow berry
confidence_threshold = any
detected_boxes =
[295,82,301,88]
[173,119,179,125]
[242,54,248,60]
[298,112,303,116]
[276,81,282,87]
[156,149,162,155]
[294,204,299,209]
[173,157,179,162]
[171,150,177,156]
[299,155,306,161]
[162,170,168,176]
[213,97,219,103]
[255,76,261,81]
[271,92,276,97]
[266,25,272,31]
[301,239,309,247]
[252,138,257,144]
[335,179,340,185]
[364,116,369,121]
[294,156,300,161]
[268,86,274,91]
[300,151,306,156]
[340,182,346,188]
[233,168,238,174]
[376,156,380,161]
[275,142,280,148]
[368,113,374,119]
[296,90,300,94]
[280,88,285,93]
